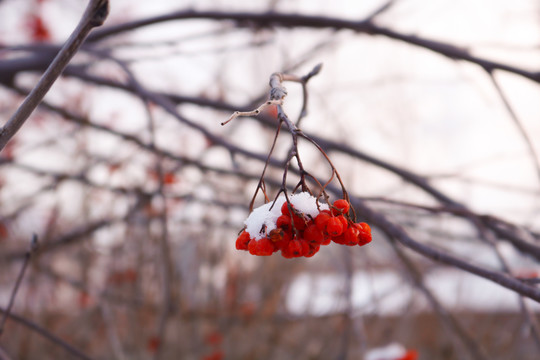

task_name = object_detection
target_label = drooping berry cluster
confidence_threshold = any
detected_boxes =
[235,194,371,258]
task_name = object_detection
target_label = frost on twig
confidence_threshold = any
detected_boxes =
[221,99,283,126]
[222,64,323,128]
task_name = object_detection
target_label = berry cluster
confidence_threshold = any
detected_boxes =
[236,197,371,258]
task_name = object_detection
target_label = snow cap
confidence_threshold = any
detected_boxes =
[244,192,329,240]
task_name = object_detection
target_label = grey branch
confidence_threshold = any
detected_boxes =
[0,0,109,152]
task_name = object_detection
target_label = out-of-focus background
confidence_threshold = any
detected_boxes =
[0,0,539,359]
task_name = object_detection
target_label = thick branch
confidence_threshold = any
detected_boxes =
[350,197,540,303]
[0,0,109,151]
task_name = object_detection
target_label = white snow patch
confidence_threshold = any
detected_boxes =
[365,343,407,360]
[244,192,329,240]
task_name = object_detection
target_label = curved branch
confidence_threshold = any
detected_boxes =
[350,196,540,303]
[87,10,540,83]
[0,306,95,360]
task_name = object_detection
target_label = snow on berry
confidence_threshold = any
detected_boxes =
[244,192,328,240]
[238,193,372,258]
[365,343,417,360]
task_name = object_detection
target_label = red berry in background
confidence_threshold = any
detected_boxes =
[0,222,8,240]
[398,349,418,360]
[28,15,51,42]
[204,331,223,346]
[315,211,331,231]
[147,336,161,353]
[162,172,177,184]
[201,351,224,360]
[332,199,350,215]
[325,217,344,237]
[235,231,251,250]
[77,291,91,309]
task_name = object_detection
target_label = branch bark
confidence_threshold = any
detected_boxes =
[0,0,109,151]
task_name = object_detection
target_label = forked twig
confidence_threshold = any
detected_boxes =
[221,99,283,125]
[224,64,352,220]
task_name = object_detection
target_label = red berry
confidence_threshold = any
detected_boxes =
[248,238,274,256]
[288,240,303,257]
[276,215,292,231]
[315,211,331,231]
[320,236,331,246]
[332,233,346,245]
[398,350,418,360]
[259,238,275,255]
[299,239,310,256]
[304,244,320,258]
[273,238,288,251]
[304,224,325,245]
[359,222,371,233]
[337,215,348,228]
[235,231,251,251]
[281,201,291,215]
[281,246,294,259]
[343,227,359,246]
[332,199,350,215]
[356,222,372,246]
[248,239,258,254]
[291,212,307,231]
[268,228,284,242]
[325,217,344,237]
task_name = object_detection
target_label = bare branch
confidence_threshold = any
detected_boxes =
[0,306,95,360]
[87,11,540,83]
[0,0,109,151]
[486,71,540,184]
[350,197,540,303]
[0,234,38,337]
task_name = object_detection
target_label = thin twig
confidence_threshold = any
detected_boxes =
[0,0,109,151]
[486,70,540,184]
[221,100,282,125]
[349,196,540,303]
[391,241,488,360]
[0,234,38,337]
[86,11,540,84]
[144,99,174,360]
[0,306,94,360]
[0,345,13,360]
